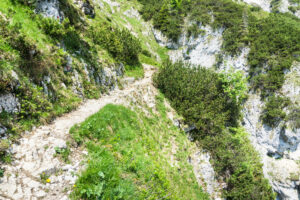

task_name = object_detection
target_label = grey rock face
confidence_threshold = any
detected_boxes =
[36,0,64,21]
[243,93,300,199]
[41,75,52,96]
[123,8,141,20]
[153,25,224,68]
[71,69,84,97]
[190,151,223,199]
[0,93,20,114]
[218,48,250,73]
[100,67,117,89]
[115,63,125,76]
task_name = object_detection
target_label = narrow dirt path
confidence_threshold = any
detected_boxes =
[0,65,156,200]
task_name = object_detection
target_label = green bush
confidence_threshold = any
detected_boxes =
[17,82,53,120]
[202,127,274,200]
[288,107,300,129]
[248,13,300,96]
[261,95,290,127]
[154,61,241,135]
[37,16,66,40]
[219,68,248,104]
[88,23,142,65]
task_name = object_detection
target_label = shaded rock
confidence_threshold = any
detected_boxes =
[115,63,125,76]
[74,0,95,18]
[100,67,116,89]
[71,70,84,97]
[82,0,95,18]
[173,119,181,128]
[152,28,180,49]
[0,125,7,138]
[184,125,196,133]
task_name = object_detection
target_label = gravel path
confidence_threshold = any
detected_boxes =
[0,65,156,200]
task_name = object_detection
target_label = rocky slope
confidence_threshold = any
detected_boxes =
[0,65,154,200]
[240,0,300,18]
[154,20,300,199]
[0,64,219,199]
[1,0,299,199]
[0,0,224,199]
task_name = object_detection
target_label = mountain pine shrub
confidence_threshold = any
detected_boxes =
[155,61,275,199]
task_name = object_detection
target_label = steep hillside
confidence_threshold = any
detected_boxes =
[137,0,300,199]
[0,0,166,157]
[0,0,300,199]
[0,65,211,199]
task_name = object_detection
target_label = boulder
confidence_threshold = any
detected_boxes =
[0,93,20,114]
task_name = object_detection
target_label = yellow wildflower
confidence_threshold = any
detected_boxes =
[73,184,76,188]
[46,178,51,183]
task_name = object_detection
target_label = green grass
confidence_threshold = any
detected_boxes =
[70,96,209,200]
[124,64,144,79]
[54,146,71,163]
[0,0,50,50]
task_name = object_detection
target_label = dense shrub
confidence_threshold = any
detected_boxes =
[138,0,246,53]
[155,61,275,199]
[261,95,290,127]
[37,16,66,40]
[16,81,53,120]
[139,0,300,132]
[138,0,183,40]
[248,14,300,96]
[154,61,241,136]
[88,23,142,65]
[202,127,274,200]
[219,68,248,105]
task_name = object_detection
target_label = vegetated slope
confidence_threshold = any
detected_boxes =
[0,0,167,161]
[70,100,209,200]
[0,63,213,199]
[138,0,300,98]
[154,61,275,199]
[138,0,300,198]
[0,0,298,199]
[0,64,211,199]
